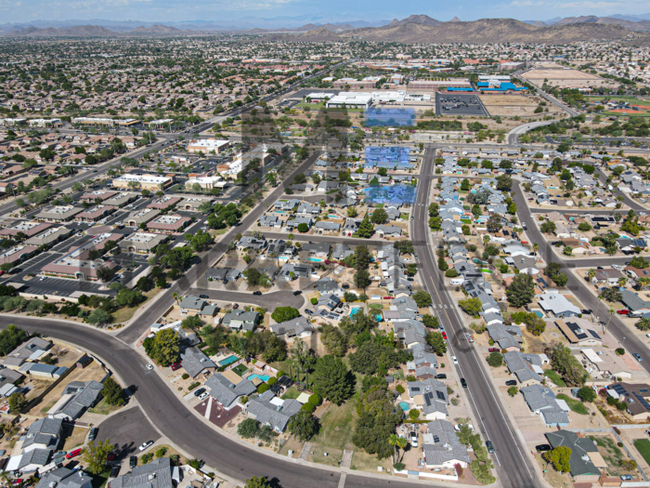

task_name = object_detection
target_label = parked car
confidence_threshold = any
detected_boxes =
[454,424,474,432]
[171,362,182,371]
[621,475,633,481]
[232,303,239,309]
[252,291,262,296]
[199,294,209,299]
[435,374,447,380]
[198,391,209,400]
[441,332,448,340]
[505,380,517,386]
[293,290,302,296]
[66,448,82,459]
[146,364,154,371]
[130,456,138,469]
[617,309,630,315]
[110,466,121,478]
[634,353,643,362]
[410,432,418,448]
[486,441,495,454]
[451,356,458,365]
[88,427,98,441]
[139,440,154,452]
[535,444,551,453]
[466,334,474,343]
[461,378,467,388]
[193,387,206,397]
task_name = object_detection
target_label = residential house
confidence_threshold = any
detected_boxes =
[520,384,570,427]
[205,372,257,410]
[422,420,471,469]
[607,383,650,421]
[537,291,581,318]
[180,347,216,378]
[407,378,449,420]
[270,316,313,341]
[221,310,260,332]
[48,380,103,420]
[555,319,602,347]
[109,457,179,488]
[545,431,601,482]
[3,337,52,370]
[246,390,302,433]
[503,352,545,386]
[35,468,93,488]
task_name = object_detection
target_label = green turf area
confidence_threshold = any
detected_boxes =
[281,387,300,400]
[635,438,650,466]
[586,95,650,105]
[557,394,589,415]
[543,370,567,387]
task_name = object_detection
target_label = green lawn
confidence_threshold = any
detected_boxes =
[634,439,650,466]
[281,387,300,400]
[557,394,589,415]
[311,400,357,452]
[543,369,567,387]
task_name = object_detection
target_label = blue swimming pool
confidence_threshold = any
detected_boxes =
[533,311,544,318]
[218,355,239,367]
[309,257,323,262]
[249,374,270,382]
[350,307,362,316]
[398,402,410,412]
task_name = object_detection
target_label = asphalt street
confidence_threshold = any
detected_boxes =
[114,151,322,345]
[412,150,540,488]
[0,315,474,488]
[96,406,161,459]
[512,182,650,374]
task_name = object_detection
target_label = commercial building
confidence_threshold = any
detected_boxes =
[408,79,471,90]
[0,245,39,265]
[76,205,116,222]
[25,227,72,247]
[103,192,138,207]
[35,205,84,222]
[0,221,52,238]
[80,190,117,202]
[41,232,122,281]
[118,232,168,254]
[179,197,214,211]
[146,214,191,234]
[325,92,373,109]
[147,196,182,210]
[72,117,138,127]
[126,208,160,227]
[185,174,226,190]
[187,139,230,154]
[112,173,173,191]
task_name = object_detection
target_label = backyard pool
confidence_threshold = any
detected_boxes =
[533,311,544,318]
[309,257,323,262]
[248,374,270,382]
[398,402,410,412]
[218,355,239,367]
[350,307,362,316]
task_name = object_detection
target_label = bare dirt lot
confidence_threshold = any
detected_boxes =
[478,94,561,118]
[521,68,615,90]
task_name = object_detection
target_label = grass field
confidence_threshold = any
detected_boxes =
[557,394,589,415]
[112,288,161,323]
[586,95,650,105]
[89,398,124,416]
[281,387,300,400]
[543,370,567,387]
[635,438,650,466]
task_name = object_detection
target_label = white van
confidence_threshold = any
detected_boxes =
[450,278,465,285]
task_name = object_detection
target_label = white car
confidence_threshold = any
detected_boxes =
[198,391,209,400]
[451,356,458,365]
[139,440,154,452]
[454,423,474,432]
[146,364,154,371]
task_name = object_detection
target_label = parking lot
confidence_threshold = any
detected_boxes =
[436,93,490,116]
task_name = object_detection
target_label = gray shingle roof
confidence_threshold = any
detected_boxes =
[36,468,94,488]
[423,420,470,467]
[246,390,302,432]
[205,373,256,409]
[109,457,173,488]
[545,430,600,477]
[270,316,313,339]
[181,347,216,378]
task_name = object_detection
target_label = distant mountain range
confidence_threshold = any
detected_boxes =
[2,14,650,43]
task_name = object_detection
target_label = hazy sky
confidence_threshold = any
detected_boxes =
[1,0,649,24]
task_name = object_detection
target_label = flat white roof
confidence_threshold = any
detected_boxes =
[114,174,171,184]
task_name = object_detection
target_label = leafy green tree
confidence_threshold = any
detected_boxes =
[577,386,596,402]
[82,439,115,474]
[425,331,447,356]
[526,315,546,336]
[0,324,28,355]
[271,306,300,323]
[413,291,432,308]
[245,477,270,488]
[143,329,180,366]
[312,355,355,405]
[354,269,370,289]
[506,274,535,308]
[96,266,116,283]
[422,314,439,329]
[495,174,512,191]
[357,216,374,238]
[182,315,203,331]
[487,352,503,367]
[486,214,503,233]
[352,385,402,459]
[541,221,556,234]
[458,297,482,316]
[544,446,572,473]
[102,377,126,406]
[353,245,372,270]
[87,309,111,326]
[238,418,259,439]
[629,256,649,269]
[287,410,320,441]
[508,386,518,397]
[320,324,348,357]
[8,392,27,413]
[547,343,586,387]
[371,208,388,224]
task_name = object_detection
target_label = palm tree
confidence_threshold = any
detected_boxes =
[587,268,596,283]
[172,292,179,307]
[618,276,627,288]
[533,243,539,255]
[636,317,650,331]
[388,434,408,464]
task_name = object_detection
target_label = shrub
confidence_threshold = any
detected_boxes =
[508,386,518,397]
[238,418,259,439]
[258,383,269,393]
[395,384,405,394]
[276,370,285,378]
[301,402,316,413]
[182,373,189,380]
[393,462,405,471]
[615,348,625,356]
[309,393,321,405]
[310,298,318,305]
[409,409,420,420]
[267,377,277,386]
[188,382,200,391]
